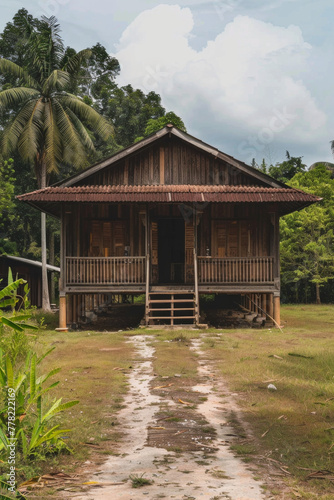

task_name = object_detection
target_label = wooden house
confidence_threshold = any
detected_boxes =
[0,255,60,308]
[17,125,320,329]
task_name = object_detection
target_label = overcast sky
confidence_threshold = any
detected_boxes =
[1,0,333,167]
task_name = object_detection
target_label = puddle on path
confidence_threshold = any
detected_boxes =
[71,335,270,500]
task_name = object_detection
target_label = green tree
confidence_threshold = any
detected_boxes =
[0,157,15,233]
[0,16,113,310]
[269,151,306,183]
[95,84,166,148]
[280,164,334,304]
[142,111,186,138]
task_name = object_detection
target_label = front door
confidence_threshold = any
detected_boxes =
[158,219,185,283]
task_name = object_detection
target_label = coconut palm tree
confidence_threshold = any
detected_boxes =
[0,16,113,311]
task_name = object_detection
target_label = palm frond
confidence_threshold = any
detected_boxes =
[52,98,88,168]
[65,108,95,152]
[0,87,39,111]
[63,49,92,75]
[42,69,71,95]
[0,58,38,88]
[17,98,44,163]
[29,16,64,82]
[60,94,113,141]
[44,100,62,174]
[2,98,39,155]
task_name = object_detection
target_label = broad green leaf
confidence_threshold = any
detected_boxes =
[1,317,24,332]
[6,357,13,388]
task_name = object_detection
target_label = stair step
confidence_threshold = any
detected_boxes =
[149,307,194,311]
[149,291,194,295]
[148,316,196,320]
[150,299,194,304]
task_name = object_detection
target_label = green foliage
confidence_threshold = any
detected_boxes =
[0,16,113,185]
[0,157,16,235]
[0,279,37,363]
[0,479,27,498]
[280,164,334,303]
[129,473,153,488]
[0,348,79,458]
[100,84,166,148]
[0,9,186,264]
[269,151,306,183]
[143,111,187,137]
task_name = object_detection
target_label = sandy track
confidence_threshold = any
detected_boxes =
[71,335,270,500]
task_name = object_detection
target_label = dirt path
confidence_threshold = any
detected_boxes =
[71,335,272,500]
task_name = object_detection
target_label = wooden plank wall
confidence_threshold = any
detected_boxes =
[199,205,272,257]
[77,137,267,187]
[65,204,146,258]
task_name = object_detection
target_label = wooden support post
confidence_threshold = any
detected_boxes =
[268,293,274,320]
[194,207,200,325]
[56,206,68,331]
[145,206,150,326]
[56,294,68,331]
[262,294,267,318]
[273,294,280,328]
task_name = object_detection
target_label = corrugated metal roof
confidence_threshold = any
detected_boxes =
[1,255,60,272]
[17,184,320,204]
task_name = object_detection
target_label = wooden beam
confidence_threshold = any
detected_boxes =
[273,294,280,328]
[124,158,129,185]
[194,207,200,325]
[145,205,150,325]
[269,293,274,320]
[56,294,68,331]
[60,205,66,293]
[159,147,165,184]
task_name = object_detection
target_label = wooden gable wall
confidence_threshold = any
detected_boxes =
[76,137,267,187]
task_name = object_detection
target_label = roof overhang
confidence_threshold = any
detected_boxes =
[17,184,321,218]
[1,254,60,272]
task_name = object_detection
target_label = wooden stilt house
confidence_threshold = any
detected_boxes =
[18,125,320,329]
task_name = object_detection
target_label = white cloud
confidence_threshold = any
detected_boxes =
[115,5,327,164]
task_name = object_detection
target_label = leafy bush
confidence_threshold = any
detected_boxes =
[0,278,79,463]
[0,348,79,458]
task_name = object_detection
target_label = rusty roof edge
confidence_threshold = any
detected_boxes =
[170,128,220,157]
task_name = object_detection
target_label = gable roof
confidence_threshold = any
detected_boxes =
[57,124,287,189]
[17,124,321,217]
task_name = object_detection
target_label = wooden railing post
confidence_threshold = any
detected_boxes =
[194,208,200,325]
[197,256,275,285]
[145,206,150,326]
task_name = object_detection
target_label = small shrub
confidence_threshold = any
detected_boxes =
[129,473,153,488]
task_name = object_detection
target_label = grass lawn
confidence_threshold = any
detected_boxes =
[201,304,334,498]
[4,304,333,499]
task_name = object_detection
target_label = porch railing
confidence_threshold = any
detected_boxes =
[198,257,274,284]
[66,257,146,285]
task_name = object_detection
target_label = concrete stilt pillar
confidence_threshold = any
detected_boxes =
[56,294,68,332]
[273,295,281,328]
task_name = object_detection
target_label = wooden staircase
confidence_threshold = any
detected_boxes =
[146,287,198,326]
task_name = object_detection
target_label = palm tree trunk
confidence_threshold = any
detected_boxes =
[49,231,55,305]
[41,163,51,312]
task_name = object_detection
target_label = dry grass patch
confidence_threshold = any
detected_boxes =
[16,329,135,492]
[201,304,334,498]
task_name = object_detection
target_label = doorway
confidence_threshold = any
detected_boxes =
[158,219,185,284]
